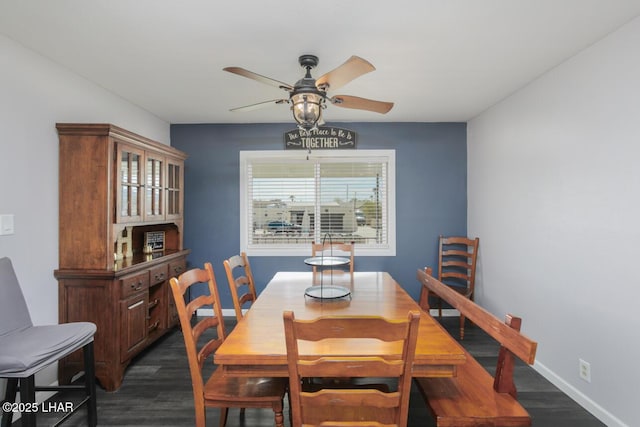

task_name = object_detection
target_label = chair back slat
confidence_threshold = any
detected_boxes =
[441,259,473,268]
[292,316,410,342]
[297,358,405,378]
[441,249,473,258]
[440,271,471,281]
[300,389,401,408]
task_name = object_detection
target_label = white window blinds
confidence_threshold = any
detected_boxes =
[240,150,395,256]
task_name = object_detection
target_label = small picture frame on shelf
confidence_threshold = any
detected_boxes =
[144,231,165,252]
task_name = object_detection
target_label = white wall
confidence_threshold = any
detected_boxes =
[0,34,169,391]
[468,16,640,427]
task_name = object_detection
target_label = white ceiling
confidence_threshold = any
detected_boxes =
[1,0,639,124]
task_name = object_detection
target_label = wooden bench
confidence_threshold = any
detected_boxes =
[415,268,538,427]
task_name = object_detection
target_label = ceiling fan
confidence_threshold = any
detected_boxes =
[223,54,394,132]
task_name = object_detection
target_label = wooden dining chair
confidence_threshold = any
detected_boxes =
[310,239,355,278]
[431,235,480,340]
[283,310,420,427]
[169,262,286,427]
[223,252,257,322]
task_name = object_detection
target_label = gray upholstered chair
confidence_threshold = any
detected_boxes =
[0,257,97,427]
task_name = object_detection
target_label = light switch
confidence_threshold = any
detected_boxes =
[0,214,15,235]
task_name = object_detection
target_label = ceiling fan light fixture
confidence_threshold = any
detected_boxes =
[224,54,392,130]
[292,92,323,132]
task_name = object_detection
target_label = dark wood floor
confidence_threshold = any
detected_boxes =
[23,317,605,426]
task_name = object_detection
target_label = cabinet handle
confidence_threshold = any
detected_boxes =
[128,300,144,309]
[131,282,143,291]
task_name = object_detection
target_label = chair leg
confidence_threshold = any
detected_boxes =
[83,341,98,427]
[1,378,18,427]
[218,407,228,427]
[287,388,293,427]
[273,401,284,427]
[437,297,443,318]
[19,376,36,427]
[460,314,466,340]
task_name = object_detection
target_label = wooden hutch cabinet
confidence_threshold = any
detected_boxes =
[54,123,190,391]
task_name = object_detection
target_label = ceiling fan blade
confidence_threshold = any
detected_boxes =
[315,56,376,91]
[230,99,289,112]
[223,67,294,91]
[330,95,394,114]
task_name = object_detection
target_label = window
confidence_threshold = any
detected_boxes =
[240,150,396,256]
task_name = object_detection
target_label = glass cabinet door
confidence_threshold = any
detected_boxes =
[116,144,144,223]
[166,157,183,220]
[145,153,164,221]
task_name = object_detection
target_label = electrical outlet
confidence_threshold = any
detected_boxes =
[0,214,15,236]
[579,359,591,383]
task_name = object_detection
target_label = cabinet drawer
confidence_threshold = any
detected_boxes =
[149,264,168,286]
[120,272,149,299]
[168,258,186,278]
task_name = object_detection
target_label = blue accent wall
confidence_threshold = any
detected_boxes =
[170,122,467,308]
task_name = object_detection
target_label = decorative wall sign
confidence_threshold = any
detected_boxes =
[284,126,357,150]
[144,231,165,252]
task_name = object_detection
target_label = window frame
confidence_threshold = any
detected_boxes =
[239,149,396,257]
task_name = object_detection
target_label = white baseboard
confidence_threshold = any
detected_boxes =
[428,308,460,317]
[197,308,235,317]
[533,361,628,427]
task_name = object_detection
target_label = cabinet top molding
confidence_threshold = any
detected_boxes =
[56,123,187,159]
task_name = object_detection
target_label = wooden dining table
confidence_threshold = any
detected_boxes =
[214,271,466,378]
